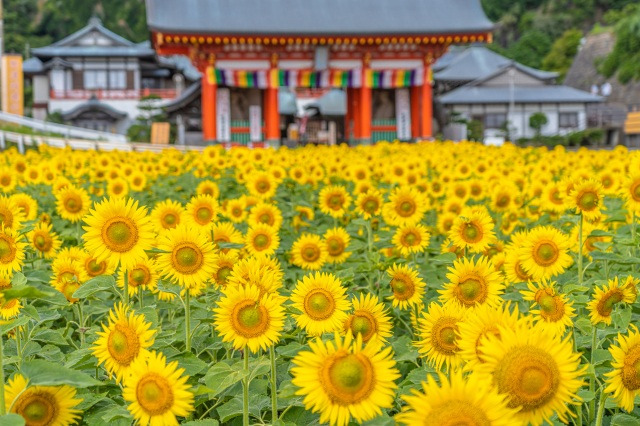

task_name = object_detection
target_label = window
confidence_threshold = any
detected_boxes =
[559,112,579,128]
[108,71,127,89]
[484,113,507,129]
[84,70,108,89]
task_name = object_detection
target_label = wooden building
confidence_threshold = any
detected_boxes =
[146,0,493,145]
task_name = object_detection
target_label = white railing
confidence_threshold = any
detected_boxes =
[0,111,127,143]
[0,130,206,154]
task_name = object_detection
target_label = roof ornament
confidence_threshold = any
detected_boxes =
[88,15,103,27]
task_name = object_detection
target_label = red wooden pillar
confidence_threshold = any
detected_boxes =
[345,88,353,142]
[359,65,372,144]
[410,85,421,140]
[202,67,217,142]
[264,66,280,146]
[420,64,433,140]
[352,88,361,141]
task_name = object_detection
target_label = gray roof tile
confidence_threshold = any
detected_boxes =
[440,85,603,104]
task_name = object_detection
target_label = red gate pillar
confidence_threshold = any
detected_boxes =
[264,58,280,147]
[420,63,433,140]
[358,63,372,145]
[411,85,421,140]
[202,67,217,142]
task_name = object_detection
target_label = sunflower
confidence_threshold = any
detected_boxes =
[246,171,278,199]
[92,302,155,382]
[10,193,38,221]
[0,167,17,193]
[248,203,283,229]
[604,325,640,412]
[122,350,194,425]
[386,263,426,309]
[27,222,61,259]
[392,224,430,256]
[436,211,457,235]
[587,277,636,325]
[150,199,185,231]
[0,226,25,275]
[107,177,129,198]
[522,280,576,335]
[415,302,465,372]
[4,374,82,425]
[440,256,504,309]
[0,274,21,320]
[80,251,116,279]
[355,189,383,219]
[324,227,351,264]
[383,187,427,226]
[210,250,238,288]
[184,194,219,230]
[448,208,496,253]
[245,224,279,256]
[127,171,147,192]
[83,197,155,270]
[318,185,352,218]
[196,180,219,198]
[291,272,351,336]
[224,198,247,223]
[226,256,282,296]
[518,226,572,280]
[395,370,518,426]
[214,284,284,352]
[155,224,217,290]
[343,293,392,344]
[622,275,639,302]
[55,186,91,223]
[570,178,603,220]
[117,258,159,297]
[0,196,23,231]
[210,221,243,253]
[293,205,314,229]
[622,170,640,212]
[475,321,586,426]
[290,233,327,270]
[457,303,520,371]
[291,332,400,426]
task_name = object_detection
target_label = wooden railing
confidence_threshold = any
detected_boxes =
[50,88,178,100]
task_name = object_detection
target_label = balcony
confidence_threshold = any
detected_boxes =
[50,88,178,100]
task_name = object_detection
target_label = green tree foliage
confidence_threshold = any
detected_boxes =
[528,112,548,141]
[600,4,640,83]
[4,0,148,54]
[506,30,553,69]
[542,29,583,80]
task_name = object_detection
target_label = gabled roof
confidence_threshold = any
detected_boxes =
[23,57,44,74]
[32,17,155,58]
[433,46,558,83]
[61,96,128,121]
[440,85,602,105]
[146,0,493,36]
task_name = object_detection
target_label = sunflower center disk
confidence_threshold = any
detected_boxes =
[458,278,484,304]
[88,260,104,274]
[104,219,137,252]
[305,290,335,320]
[65,197,82,213]
[621,345,640,390]
[364,199,378,213]
[137,374,174,415]
[535,243,558,266]
[17,393,56,425]
[391,278,413,300]
[34,235,47,249]
[403,232,417,246]
[324,353,374,404]
[131,268,147,286]
[0,238,12,259]
[350,313,375,341]
[107,325,141,365]
[163,213,177,225]
[538,294,558,314]
[633,183,640,201]
[329,195,343,208]
[259,213,272,224]
[495,345,560,411]
[579,191,598,210]
[328,239,344,255]
[217,266,232,284]
[463,222,482,243]
[254,234,269,248]
[302,246,320,262]
[599,291,624,316]
[233,301,269,337]
[175,246,202,273]
[398,200,415,216]
[430,400,491,425]
[196,207,213,223]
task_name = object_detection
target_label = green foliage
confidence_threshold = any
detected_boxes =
[600,4,640,83]
[528,112,548,137]
[4,0,148,54]
[542,29,583,80]
[506,30,553,69]
[466,120,484,142]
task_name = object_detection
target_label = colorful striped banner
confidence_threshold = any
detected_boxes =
[206,67,426,89]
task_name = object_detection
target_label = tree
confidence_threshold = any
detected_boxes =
[529,112,548,141]
[542,29,583,80]
[506,30,553,69]
[600,4,640,83]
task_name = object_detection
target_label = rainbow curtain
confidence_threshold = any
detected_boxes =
[206,67,426,89]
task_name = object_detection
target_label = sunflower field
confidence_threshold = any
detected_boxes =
[0,141,639,425]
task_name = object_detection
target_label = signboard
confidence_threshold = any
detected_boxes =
[395,88,411,140]
[216,88,231,142]
[1,55,24,116]
[151,122,171,144]
[249,105,262,142]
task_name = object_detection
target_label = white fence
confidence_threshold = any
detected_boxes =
[0,130,206,154]
[0,111,127,143]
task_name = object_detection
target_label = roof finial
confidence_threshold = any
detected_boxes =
[89,15,103,27]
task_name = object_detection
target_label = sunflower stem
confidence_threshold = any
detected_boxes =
[185,291,191,353]
[138,285,144,309]
[123,270,130,306]
[578,213,584,286]
[595,389,607,426]
[77,302,85,347]
[589,326,598,422]
[269,346,278,422]
[243,347,250,426]
[0,334,4,415]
